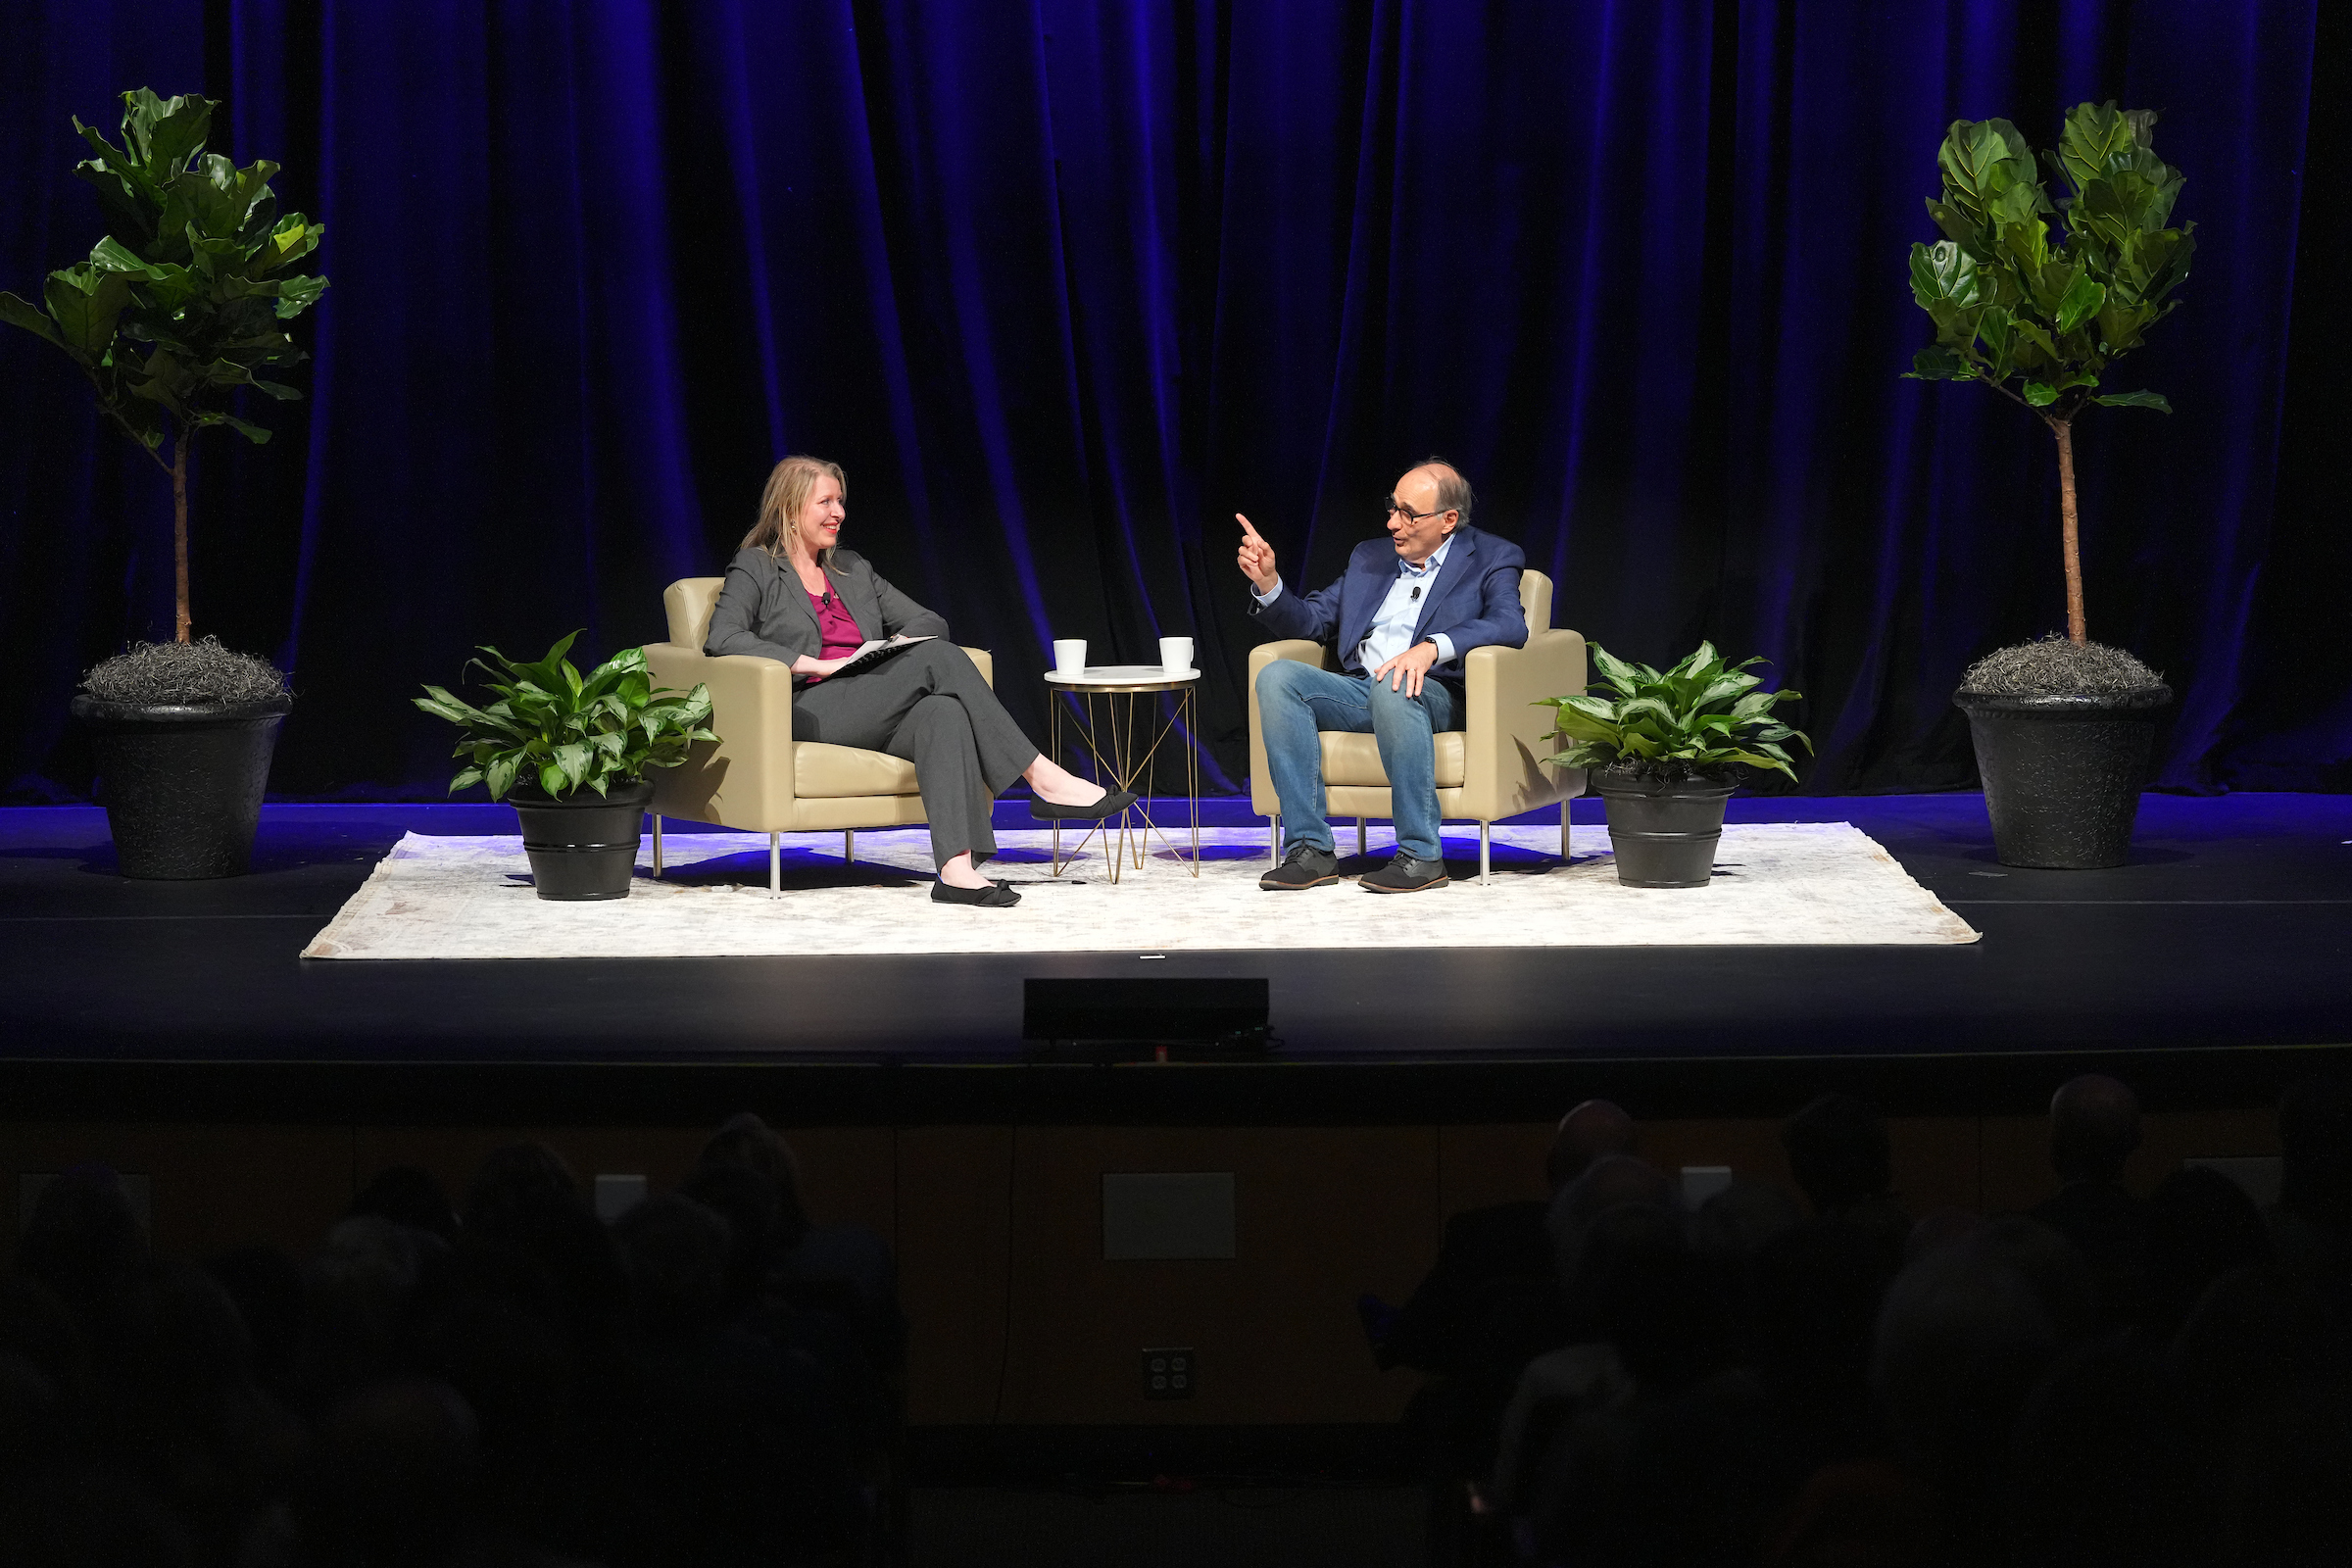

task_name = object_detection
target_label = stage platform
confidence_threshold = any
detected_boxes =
[2,794,2346,1125]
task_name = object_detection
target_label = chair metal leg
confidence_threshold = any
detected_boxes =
[1269,814,1281,864]
[1356,817,1366,857]
[1479,821,1492,885]
[844,829,856,864]
[769,831,781,894]
[651,814,663,877]
[1561,801,1571,862]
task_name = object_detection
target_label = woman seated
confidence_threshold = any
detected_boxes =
[704,455,1130,907]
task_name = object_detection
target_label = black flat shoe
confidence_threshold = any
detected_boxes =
[933,879,1020,906]
[1029,789,1139,820]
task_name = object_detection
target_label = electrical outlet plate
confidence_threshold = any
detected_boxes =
[1142,1346,1196,1399]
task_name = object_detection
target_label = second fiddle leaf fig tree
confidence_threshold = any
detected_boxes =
[1906,102,2188,870]
[1904,101,2192,646]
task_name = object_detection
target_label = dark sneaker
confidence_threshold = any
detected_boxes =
[1260,843,1341,891]
[1359,852,1448,893]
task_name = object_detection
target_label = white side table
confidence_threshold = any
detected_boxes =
[1041,665,1201,882]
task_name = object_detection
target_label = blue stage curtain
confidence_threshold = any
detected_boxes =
[0,0,2338,799]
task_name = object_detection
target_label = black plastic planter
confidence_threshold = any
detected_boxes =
[71,693,292,879]
[510,779,654,901]
[1592,768,1738,888]
[1954,685,2171,869]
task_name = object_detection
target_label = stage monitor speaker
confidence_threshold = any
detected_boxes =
[1022,976,1268,1044]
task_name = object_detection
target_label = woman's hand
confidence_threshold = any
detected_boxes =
[792,654,854,678]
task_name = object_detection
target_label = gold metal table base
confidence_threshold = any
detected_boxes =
[1043,674,1201,884]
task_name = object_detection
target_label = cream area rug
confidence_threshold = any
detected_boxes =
[301,822,1979,959]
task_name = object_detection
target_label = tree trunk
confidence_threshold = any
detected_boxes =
[2051,416,2085,644]
[172,432,191,639]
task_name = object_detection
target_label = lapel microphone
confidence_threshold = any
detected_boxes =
[1409,585,1421,601]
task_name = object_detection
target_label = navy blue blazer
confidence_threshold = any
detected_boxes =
[1248,523,1528,678]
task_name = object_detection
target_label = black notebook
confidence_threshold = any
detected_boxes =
[829,635,937,679]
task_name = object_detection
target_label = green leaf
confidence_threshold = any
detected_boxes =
[2090,389,2171,413]
[1588,646,1643,695]
[2055,273,2108,336]
[1908,240,1984,309]
[485,756,519,801]
[43,268,134,356]
[0,290,63,348]
[271,273,328,318]
[449,766,485,793]
[1906,345,1971,381]
[2024,381,2059,407]
[222,414,271,444]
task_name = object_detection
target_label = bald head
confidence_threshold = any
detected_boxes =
[2049,1074,2141,1183]
[1406,458,1475,524]
[1545,1100,1636,1191]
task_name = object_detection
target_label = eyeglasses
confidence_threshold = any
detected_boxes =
[1386,500,1446,523]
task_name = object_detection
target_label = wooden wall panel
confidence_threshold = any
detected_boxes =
[780,1127,898,1234]
[1886,1118,1982,1215]
[897,1127,1015,1425]
[1437,1123,1551,1217]
[993,1127,1437,1425]
[1640,1117,1800,1199]
[0,1122,352,1262]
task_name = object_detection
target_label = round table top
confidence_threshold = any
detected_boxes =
[1044,664,1200,691]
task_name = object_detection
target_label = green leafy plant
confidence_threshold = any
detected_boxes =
[414,634,718,801]
[0,88,327,643]
[1904,102,2192,646]
[1541,643,1810,783]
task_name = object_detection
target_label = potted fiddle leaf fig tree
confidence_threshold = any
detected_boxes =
[1,88,327,878]
[415,634,717,901]
[1541,644,1809,888]
[1904,102,2189,867]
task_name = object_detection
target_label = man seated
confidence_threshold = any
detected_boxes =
[1236,459,1527,893]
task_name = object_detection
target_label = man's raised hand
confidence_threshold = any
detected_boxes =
[1236,514,1280,595]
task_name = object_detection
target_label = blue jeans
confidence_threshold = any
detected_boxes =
[1256,659,1459,861]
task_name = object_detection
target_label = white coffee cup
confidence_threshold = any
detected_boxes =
[1053,639,1087,675]
[1158,636,1195,674]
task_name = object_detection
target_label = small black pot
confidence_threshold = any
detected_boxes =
[1954,685,2171,869]
[70,693,293,879]
[509,779,654,901]
[1592,767,1739,888]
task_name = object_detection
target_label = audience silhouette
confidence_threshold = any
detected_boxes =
[0,1085,2343,1565]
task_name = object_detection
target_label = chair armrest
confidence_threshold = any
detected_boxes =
[1246,640,1333,816]
[643,645,798,827]
[960,647,993,689]
[1458,628,1589,821]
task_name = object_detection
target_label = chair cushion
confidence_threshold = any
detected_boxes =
[1320,731,1466,789]
[795,742,920,798]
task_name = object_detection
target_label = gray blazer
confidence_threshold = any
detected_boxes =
[705,547,949,679]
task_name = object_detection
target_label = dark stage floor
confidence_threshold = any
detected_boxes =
[2,794,2347,1123]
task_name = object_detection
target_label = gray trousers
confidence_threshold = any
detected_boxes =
[789,642,1038,868]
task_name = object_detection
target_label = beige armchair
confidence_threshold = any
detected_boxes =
[642,577,994,892]
[1246,569,1586,883]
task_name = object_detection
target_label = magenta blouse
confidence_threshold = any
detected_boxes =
[805,585,863,680]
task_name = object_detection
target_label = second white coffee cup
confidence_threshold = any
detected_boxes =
[1158,636,1195,674]
[1053,639,1087,675]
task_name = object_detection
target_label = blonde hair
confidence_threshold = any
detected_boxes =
[740,455,848,566]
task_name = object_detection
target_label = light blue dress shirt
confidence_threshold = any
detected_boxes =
[1252,534,1458,671]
